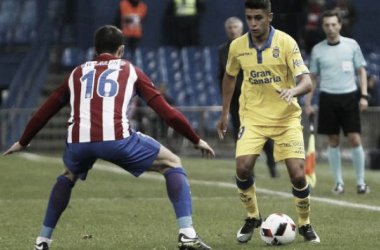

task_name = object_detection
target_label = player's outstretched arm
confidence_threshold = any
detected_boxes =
[193,139,215,159]
[3,142,25,156]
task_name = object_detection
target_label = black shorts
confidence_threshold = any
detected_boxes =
[317,91,361,136]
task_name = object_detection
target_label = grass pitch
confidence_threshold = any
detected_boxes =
[0,151,379,250]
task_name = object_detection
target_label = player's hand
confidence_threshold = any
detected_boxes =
[276,88,295,105]
[359,98,368,112]
[3,142,25,156]
[193,139,215,159]
[216,114,229,140]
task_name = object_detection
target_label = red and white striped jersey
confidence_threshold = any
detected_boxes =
[67,54,160,143]
[18,54,200,147]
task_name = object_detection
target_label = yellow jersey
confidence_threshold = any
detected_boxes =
[226,27,309,126]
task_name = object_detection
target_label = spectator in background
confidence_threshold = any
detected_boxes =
[367,74,380,107]
[165,0,205,48]
[218,17,243,142]
[218,17,279,178]
[325,0,357,38]
[305,9,369,195]
[114,0,147,55]
[301,0,326,55]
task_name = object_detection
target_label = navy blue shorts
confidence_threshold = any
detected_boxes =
[62,131,161,180]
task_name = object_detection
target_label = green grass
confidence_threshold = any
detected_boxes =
[1,152,380,249]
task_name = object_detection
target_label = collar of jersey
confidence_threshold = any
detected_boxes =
[95,54,119,61]
[248,25,275,51]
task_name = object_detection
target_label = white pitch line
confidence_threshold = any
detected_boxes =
[17,153,380,212]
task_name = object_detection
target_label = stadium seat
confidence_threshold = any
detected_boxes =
[135,47,163,83]
[85,47,95,61]
[158,46,182,96]
[13,24,36,44]
[0,12,17,29]
[60,24,76,45]
[203,46,218,75]
[0,24,12,45]
[20,0,38,20]
[0,0,21,14]
[61,47,85,69]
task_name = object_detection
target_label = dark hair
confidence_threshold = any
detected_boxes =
[244,0,271,13]
[94,25,124,55]
[321,9,342,23]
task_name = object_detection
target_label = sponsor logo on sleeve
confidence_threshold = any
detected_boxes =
[293,45,300,54]
[293,59,305,69]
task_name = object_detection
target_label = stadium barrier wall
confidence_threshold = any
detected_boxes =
[1,107,380,163]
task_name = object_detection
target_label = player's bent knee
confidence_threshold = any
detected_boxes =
[157,145,182,167]
[290,174,307,189]
[168,153,182,167]
[62,168,78,184]
[236,164,253,179]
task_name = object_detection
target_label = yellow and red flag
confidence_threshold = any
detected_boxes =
[305,115,316,188]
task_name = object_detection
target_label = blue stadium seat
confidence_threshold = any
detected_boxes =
[182,46,205,76]
[135,47,163,83]
[60,24,76,44]
[13,24,36,44]
[0,12,17,29]
[19,8,38,27]
[368,52,380,66]
[0,24,12,45]
[203,46,218,75]
[0,0,21,13]
[61,47,85,68]
[369,63,380,75]
[158,46,182,96]
[20,0,38,21]
[180,46,222,106]
[85,47,95,61]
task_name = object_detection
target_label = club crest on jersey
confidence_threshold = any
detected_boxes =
[272,46,280,58]
[237,126,245,140]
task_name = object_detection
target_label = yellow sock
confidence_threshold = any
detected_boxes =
[293,184,310,226]
[238,184,259,218]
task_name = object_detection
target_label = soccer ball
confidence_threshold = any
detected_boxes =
[260,213,296,245]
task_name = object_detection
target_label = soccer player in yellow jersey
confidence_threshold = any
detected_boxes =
[216,0,320,244]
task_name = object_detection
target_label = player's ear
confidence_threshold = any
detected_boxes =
[268,12,273,22]
[117,45,125,58]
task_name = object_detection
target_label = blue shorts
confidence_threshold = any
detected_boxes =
[62,131,161,180]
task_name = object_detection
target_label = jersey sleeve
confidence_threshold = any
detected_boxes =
[309,46,319,75]
[134,66,161,102]
[285,36,310,77]
[353,41,367,69]
[225,40,240,76]
[19,74,71,146]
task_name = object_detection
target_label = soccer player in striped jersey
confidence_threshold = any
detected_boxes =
[216,0,320,244]
[3,25,214,250]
